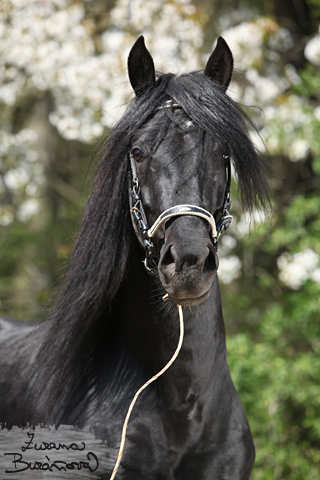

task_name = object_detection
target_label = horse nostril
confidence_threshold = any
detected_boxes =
[161,245,174,267]
[203,247,218,275]
[159,246,176,282]
[160,244,217,285]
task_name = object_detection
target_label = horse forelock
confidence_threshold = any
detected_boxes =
[121,71,270,212]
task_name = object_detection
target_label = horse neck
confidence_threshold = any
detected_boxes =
[115,242,227,409]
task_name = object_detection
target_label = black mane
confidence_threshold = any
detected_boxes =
[4,71,270,423]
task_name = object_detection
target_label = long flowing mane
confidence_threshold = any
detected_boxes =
[3,71,270,425]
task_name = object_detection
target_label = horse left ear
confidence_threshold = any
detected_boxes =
[204,37,234,91]
[128,36,155,95]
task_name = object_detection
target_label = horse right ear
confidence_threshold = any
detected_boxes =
[128,36,155,96]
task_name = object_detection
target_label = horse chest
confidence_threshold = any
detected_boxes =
[160,397,205,470]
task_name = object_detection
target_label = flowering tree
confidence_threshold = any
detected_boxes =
[0,0,320,477]
[0,0,205,316]
[217,6,320,478]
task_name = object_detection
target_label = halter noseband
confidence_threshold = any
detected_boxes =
[128,105,233,276]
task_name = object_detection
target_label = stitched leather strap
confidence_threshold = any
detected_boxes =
[148,205,217,238]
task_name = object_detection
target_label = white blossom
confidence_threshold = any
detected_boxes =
[287,139,310,162]
[267,26,294,52]
[221,234,237,250]
[245,68,281,103]
[314,105,320,122]
[221,18,280,70]
[4,167,30,191]
[310,268,320,283]
[305,32,320,66]
[219,18,313,166]
[218,255,242,284]
[277,248,320,289]
[17,198,40,222]
[235,211,267,239]
[0,0,205,143]
[284,64,301,86]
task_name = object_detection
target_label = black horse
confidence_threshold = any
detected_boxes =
[0,37,270,479]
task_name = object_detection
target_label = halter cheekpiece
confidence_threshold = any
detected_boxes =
[129,101,233,275]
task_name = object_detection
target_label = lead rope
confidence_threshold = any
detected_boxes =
[109,304,184,480]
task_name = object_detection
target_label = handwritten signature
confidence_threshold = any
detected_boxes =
[4,432,99,474]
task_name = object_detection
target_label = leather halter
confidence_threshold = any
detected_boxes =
[128,107,233,276]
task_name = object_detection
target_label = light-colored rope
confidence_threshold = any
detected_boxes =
[109,304,184,480]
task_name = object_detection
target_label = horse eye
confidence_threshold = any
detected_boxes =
[133,148,142,162]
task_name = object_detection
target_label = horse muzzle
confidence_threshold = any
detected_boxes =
[157,215,219,306]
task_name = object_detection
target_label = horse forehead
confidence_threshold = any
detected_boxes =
[168,111,194,129]
[136,108,196,140]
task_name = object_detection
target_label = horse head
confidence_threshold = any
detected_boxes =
[127,36,234,307]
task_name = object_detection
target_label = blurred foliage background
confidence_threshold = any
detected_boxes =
[0,0,320,478]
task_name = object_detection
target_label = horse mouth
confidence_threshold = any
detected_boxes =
[167,288,211,307]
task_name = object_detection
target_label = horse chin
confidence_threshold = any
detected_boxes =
[167,288,211,307]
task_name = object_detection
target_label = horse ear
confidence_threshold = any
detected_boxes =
[204,37,234,91]
[128,36,155,95]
